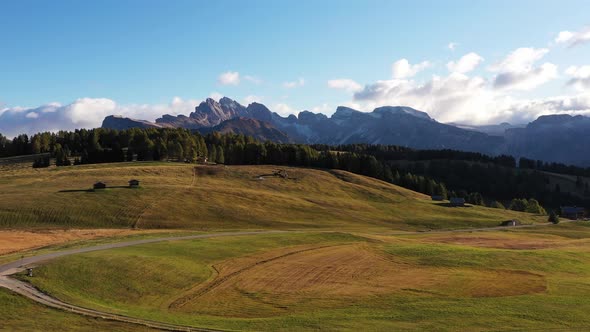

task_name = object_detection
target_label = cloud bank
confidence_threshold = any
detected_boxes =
[555,26,590,47]
[0,97,199,137]
[348,48,589,125]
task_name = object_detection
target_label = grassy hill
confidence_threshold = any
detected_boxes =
[2,162,590,331]
[0,162,544,231]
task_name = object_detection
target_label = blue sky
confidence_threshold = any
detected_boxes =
[1,0,590,136]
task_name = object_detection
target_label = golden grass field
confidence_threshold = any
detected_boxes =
[2,162,584,331]
[0,162,545,232]
[10,226,590,331]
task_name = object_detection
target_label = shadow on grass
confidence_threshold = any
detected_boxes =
[435,202,473,208]
[58,186,138,193]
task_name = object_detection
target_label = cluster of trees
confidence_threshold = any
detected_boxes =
[519,157,590,177]
[507,198,547,214]
[0,134,33,157]
[4,128,589,212]
[326,146,588,211]
[317,144,518,168]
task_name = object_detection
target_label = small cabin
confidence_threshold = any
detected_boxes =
[449,197,465,207]
[431,195,444,201]
[501,219,521,227]
[128,179,140,188]
[561,206,585,220]
[93,182,107,190]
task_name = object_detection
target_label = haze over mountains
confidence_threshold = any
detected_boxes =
[102,97,590,166]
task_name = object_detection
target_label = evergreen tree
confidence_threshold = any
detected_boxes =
[216,146,225,164]
[548,210,560,224]
[508,198,528,212]
[488,200,505,209]
[209,145,217,162]
[525,198,546,215]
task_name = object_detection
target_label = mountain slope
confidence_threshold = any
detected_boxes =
[197,117,291,143]
[504,114,590,165]
[102,115,171,130]
[101,97,590,166]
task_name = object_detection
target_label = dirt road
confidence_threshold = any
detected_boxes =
[0,230,285,331]
[0,222,579,331]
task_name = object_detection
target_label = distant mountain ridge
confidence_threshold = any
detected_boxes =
[101,97,590,166]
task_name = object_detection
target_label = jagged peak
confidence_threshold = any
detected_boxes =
[219,96,243,107]
[332,106,361,118]
[247,102,270,110]
[373,106,432,120]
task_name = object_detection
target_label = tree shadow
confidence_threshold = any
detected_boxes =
[58,189,94,193]
[58,186,135,193]
[434,202,473,208]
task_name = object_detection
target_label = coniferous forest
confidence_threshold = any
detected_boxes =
[1,128,588,212]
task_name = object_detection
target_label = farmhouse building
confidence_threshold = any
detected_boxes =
[93,182,106,190]
[501,219,521,227]
[449,197,465,207]
[561,206,585,220]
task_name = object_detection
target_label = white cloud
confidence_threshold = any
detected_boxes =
[327,78,363,93]
[209,92,223,101]
[490,48,548,72]
[555,26,590,47]
[353,73,496,123]
[283,78,305,88]
[447,42,458,51]
[65,98,117,125]
[446,52,484,74]
[490,48,557,91]
[392,58,431,79]
[310,103,332,114]
[243,95,263,105]
[218,71,240,85]
[352,69,590,125]
[0,97,200,137]
[272,103,297,117]
[565,65,590,91]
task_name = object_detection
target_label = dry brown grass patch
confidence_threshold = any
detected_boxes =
[0,229,170,255]
[168,243,546,317]
[422,234,570,249]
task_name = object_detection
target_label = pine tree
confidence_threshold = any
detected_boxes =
[525,198,546,215]
[508,198,528,212]
[216,146,225,164]
[548,210,560,224]
[488,200,505,209]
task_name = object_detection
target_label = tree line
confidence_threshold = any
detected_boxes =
[2,129,587,213]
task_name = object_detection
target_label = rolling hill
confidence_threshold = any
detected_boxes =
[0,162,543,231]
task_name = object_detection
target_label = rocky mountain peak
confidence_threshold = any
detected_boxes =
[373,106,433,121]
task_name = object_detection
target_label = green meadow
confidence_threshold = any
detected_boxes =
[16,226,590,331]
[0,162,544,231]
[1,162,583,331]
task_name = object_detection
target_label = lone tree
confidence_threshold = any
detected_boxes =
[548,210,560,224]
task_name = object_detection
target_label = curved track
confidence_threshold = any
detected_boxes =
[0,221,575,331]
[0,230,285,331]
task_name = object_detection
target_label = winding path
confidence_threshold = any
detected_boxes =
[0,230,286,331]
[0,221,578,331]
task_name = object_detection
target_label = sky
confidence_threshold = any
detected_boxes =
[1,0,590,137]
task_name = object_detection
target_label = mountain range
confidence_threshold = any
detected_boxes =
[102,97,590,166]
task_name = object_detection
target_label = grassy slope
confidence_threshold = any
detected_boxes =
[0,162,544,231]
[20,225,590,331]
[0,287,155,332]
[0,162,560,331]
